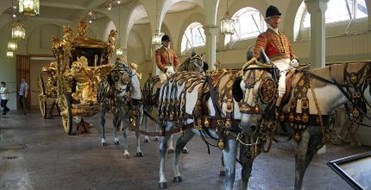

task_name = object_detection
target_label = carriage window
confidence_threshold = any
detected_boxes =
[181,22,206,53]
[224,7,267,45]
[302,0,368,28]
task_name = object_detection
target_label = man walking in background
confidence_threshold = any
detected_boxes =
[18,78,28,115]
[0,81,10,115]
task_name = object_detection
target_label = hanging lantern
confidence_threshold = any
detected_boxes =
[11,22,26,40]
[19,0,40,16]
[220,0,235,35]
[152,30,162,46]
[7,41,18,51]
[6,51,14,58]
[220,17,235,35]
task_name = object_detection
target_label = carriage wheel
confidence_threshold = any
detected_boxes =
[59,94,73,135]
[37,76,48,119]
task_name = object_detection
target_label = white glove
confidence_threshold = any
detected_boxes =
[165,66,175,77]
[290,58,299,67]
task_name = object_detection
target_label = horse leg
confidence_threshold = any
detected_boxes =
[167,134,189,154]
[167,134,175,153]
[159,123,171,189]
[295,128,324,190]
[100,109,107,146]
[122,121,131,159]
[295,130,309,190]
[239,144,255,190]
[143,106,150,143]
[135,108,143,157]
[112,115,120,145]
[220,154,225,176]
[223,139,238,190]
[173,130,195,183]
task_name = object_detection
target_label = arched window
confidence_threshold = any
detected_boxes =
[302,0,368,28]
[181,22,206,53]
[225,7,266,45]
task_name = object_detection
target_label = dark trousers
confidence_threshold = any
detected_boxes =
[19,95,27,114]
[1,99,9,113]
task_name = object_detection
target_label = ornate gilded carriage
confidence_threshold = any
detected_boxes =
[38,20,116,134]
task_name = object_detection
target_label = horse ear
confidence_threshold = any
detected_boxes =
[246,48,254,61]
[259,48,271,64]
[191,50,196,57]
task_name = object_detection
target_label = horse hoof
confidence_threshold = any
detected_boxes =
[173,176,182,183]
[219,171,225,176]
[144,139,149,143]
[159,182,167,189]
[167,149,174,154]
[181,149,189,154]
[136,152,143,157]
[114,141,120,145]
[102,142,108,146]
[123,154,130,159]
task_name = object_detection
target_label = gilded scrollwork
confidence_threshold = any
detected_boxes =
[106,29,117,61]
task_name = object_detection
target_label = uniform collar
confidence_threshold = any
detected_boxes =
[267,25,279,34]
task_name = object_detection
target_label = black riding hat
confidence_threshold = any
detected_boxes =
[266,5,281,18]
[161,34,171,42]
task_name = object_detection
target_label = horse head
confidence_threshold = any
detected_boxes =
[238,64,277,135]
[108,62,132,100]
[177,51,204,73]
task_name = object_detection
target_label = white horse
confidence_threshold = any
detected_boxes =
[156,68,250,189]
[142,51,205,153]
[238,61,370,190]
[97,61,144,159]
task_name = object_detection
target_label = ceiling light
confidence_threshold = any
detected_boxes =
[7,41,18,51]
[152,30,162,46]
[11,22,26,40]
[6,51,14,58]
[117,0,121,4]
[220,0,235,35]
[19,0,40,17]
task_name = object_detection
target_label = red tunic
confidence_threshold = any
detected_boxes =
[155,46,179,72]
[253,29,295,61]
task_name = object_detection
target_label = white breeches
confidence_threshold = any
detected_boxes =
[273,58,292,97]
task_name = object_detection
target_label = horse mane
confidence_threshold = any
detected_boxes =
[309,62,369,88]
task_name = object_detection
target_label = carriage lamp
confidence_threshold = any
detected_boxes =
[220,0,235,35]
[19,0,40,16]
[7,40,18,51]
[6,51,14,58]
[152,30,162,46]
[11,22,26,40]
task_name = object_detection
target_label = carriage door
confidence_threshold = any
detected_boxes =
[16,55,31,110]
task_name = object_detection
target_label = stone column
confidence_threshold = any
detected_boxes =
[204,25,219,71]
[304,0,329,68]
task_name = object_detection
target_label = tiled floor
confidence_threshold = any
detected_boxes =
[0,110,370,190]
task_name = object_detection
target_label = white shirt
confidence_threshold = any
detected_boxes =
[0,86,9,100]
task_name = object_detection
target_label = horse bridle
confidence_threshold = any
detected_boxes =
[238,68,277,117]
[110,63,132,99]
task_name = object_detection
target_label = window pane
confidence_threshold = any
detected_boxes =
[302,0,368,28]
[181,22,205,52]
[226,7,266,44]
